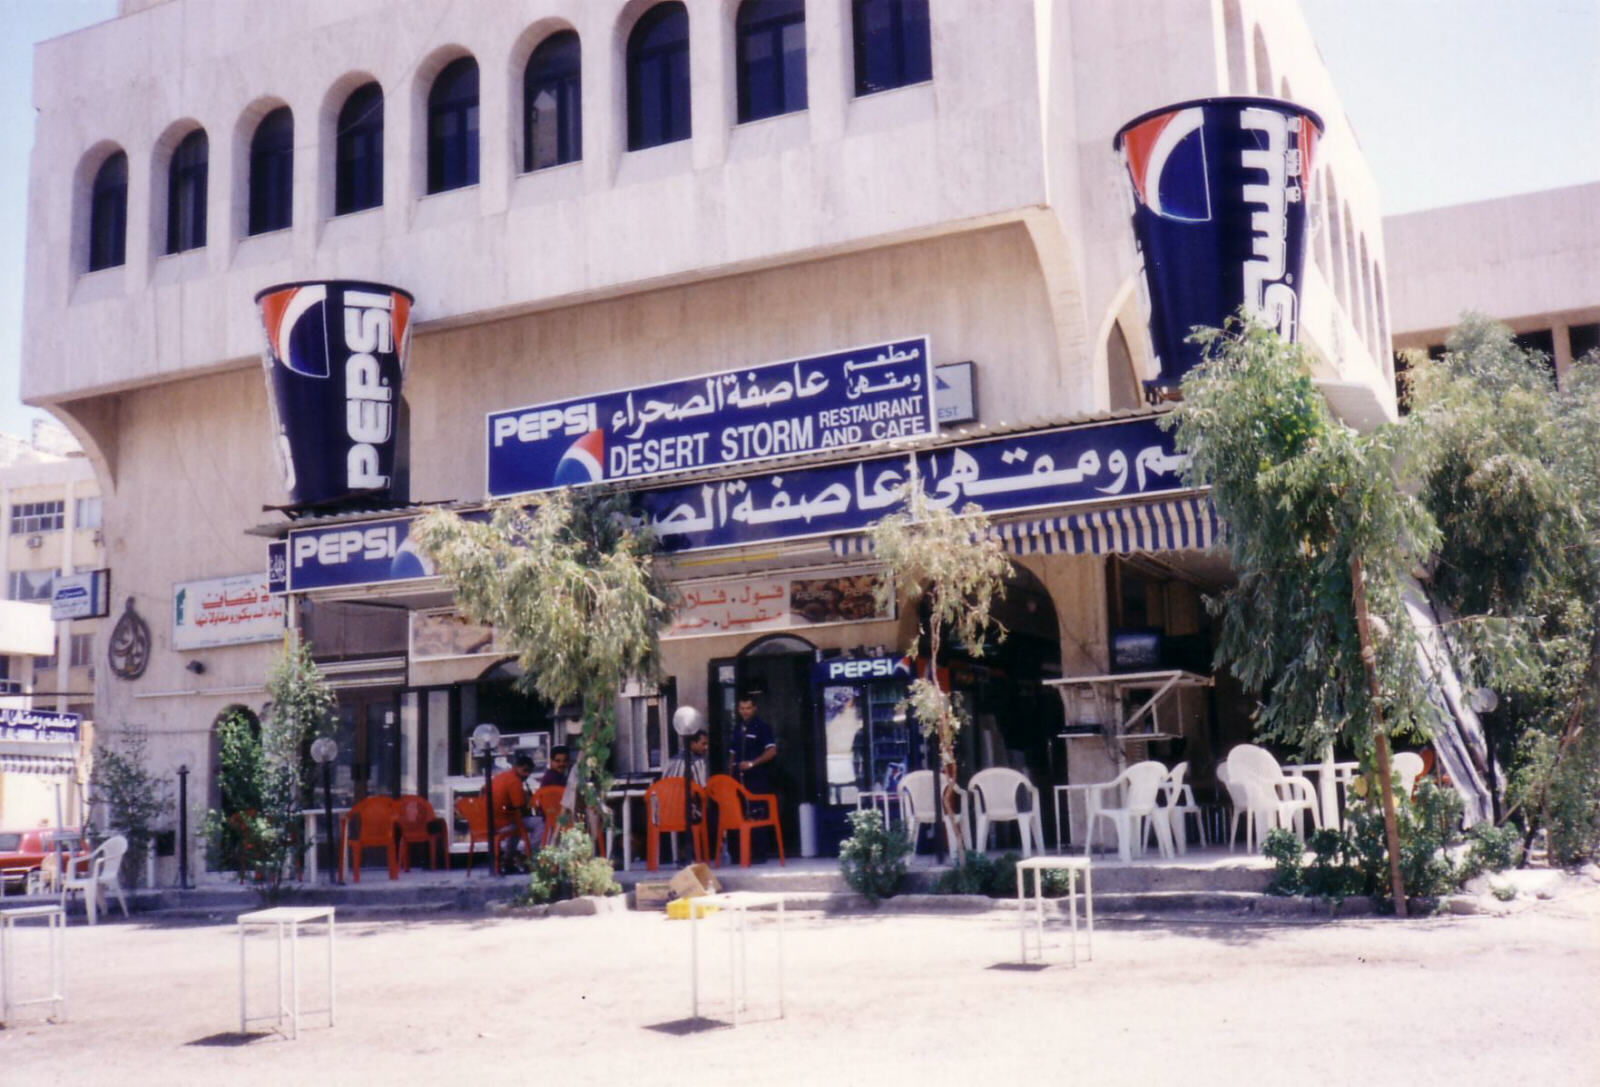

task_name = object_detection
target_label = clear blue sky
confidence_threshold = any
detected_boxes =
[0,0,1596,437]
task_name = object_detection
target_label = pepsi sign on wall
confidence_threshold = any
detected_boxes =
[256,280,414,509]
[1114,97,1323,400]
[486,337,935,498]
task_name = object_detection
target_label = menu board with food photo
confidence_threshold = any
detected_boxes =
[789,572,891,626]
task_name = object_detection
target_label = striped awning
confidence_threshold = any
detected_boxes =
[830,496,1220,558]
[0,753,77,776]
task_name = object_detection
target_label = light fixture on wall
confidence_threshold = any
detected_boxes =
[185,659,205,675]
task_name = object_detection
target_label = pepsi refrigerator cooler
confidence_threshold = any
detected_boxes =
[813,654,923,828]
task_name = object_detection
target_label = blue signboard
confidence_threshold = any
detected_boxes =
[641,415,1187,553]
[0,708,81,744]
[486,337,935,498]
[811,655,915,685]
[267,540,288,596]
[284,415,1189,592]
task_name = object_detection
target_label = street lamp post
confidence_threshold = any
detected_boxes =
[672,706,703,864]
[309,737,339,884]
[472,723,502,876]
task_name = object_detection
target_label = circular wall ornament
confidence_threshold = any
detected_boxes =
[108,596,151,680]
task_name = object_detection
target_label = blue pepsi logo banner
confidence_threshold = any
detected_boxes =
[486,337,935,498]
[1115,97,1323,400]
[257,280,414,510]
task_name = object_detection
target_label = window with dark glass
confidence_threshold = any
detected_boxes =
[524,31,582,171]
[627,3,691,151]
[166,129,208,253]
[852,0,931,96]
[87,151,127,271]
[336,82,384,214]
[248,107,294,235]
[736,0,806,123]
[427,57,479,193]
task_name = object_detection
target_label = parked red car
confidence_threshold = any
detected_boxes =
[0,828,85,891]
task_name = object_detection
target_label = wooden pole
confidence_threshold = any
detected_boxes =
[1349,555,1408,917]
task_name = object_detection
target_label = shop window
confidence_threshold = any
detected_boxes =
[335,81,384,214]
[1568,322,1599,362]
[852,0,930,97]
[627,3,691,151]
[247,106,293,235]
[427,57,479,193]
[10,500,65,534]
[736,0,807,123]
[524,30,582,171]
[166,129,208,253]
[75,495,101,530]
[87,151,127,271]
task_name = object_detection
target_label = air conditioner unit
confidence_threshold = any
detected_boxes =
[25,534,43,549]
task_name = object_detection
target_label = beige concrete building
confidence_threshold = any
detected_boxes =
[22,0,1399,876]
[1386,182,1600,384]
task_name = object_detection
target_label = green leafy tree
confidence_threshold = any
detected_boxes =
[203,645,335,900]
[1403,317,1600,862]
[413,489,674,834]
[869,480,1012,856]
[90,725,173,886]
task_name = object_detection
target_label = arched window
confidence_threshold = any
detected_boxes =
[167,129,208,253]
[627,3,691,151]
[1326,174,1346,308]
[427,57,479,193]
[524,31,582,171]
[1252,26,1272,96]
[248,107,293,235]
[336,82,384,214]
[1343,205,1363,337]
[87,151,127,271]
[1360,235,1377,356]
[853,0,930,96]
[1222,0,1246,94]
[1311,169,1328,276]
[736,0,807,123]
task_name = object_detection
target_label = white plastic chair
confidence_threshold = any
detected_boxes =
[968,768,1046,858]
[1391,752,1425,796]
[1227,745,1321,846]
[1084,761,1173,863]
[1159,762,1207,855]
[1216,761,1272,852]
[60,834,129,925]
[898,770,971,856]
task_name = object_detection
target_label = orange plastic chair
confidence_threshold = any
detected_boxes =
[644,778,709,871]
[341,796,399,882]
[393,795,447,871]
[454,794,530,875]
[532,785,566,846]
[706,774,786,868]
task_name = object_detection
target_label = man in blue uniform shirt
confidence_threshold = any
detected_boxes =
[729,692,779,862]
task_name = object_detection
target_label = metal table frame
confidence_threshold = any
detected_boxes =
[237,906,335,1039]
[1,905,66,1024]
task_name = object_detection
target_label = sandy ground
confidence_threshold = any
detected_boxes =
[1,888,1596,1086]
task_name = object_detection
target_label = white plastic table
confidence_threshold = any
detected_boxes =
[237,906,335,1039]
[606,784,651,871]
[1052,784,1101,852]
[298,807,350,881]
[1014,856,1093,967]
[1282,760,1359,831]
[855,789,900,829]
[0,904,66,1023]
[687,891,786,1026]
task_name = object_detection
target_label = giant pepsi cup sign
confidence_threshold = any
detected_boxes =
[1114,97,1323,400]
[256,280,414,509]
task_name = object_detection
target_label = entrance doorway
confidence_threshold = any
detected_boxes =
[707,635,816,856]
[330,688,400,805]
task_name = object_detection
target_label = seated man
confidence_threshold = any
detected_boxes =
[490,754,539,869]
[540,745,572,789]
[663,729,709,786]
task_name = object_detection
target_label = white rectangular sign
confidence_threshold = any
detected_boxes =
[50,569,110,621]
[665,569,892,640]
[172,573,284,650]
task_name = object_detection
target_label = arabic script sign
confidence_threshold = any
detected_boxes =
[666,570,890,639]
[642,415,1188,552]
[173,573,285,650]
[485,337,935,498]
[0,708,80,745]
[283,415,1190,592]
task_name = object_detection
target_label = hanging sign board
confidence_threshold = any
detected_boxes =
[50,569,111,621]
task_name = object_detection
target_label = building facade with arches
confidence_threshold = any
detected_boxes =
[22,0,1396,874]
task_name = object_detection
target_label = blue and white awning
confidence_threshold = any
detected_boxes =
[0,753,77,776]
[829,496,1220,558]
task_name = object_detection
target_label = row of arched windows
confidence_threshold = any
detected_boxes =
[82,0,931,273]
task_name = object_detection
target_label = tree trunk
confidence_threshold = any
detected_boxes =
[1350,555,1409,917]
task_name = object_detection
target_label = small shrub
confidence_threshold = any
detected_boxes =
[838,810,911,902]
[91,725,173,887]
[1301,827,1365,901]
[1491,883,1518,902]
[1262,828,1305,895]
[519,828,619,905]
[1462,822,1522,879]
